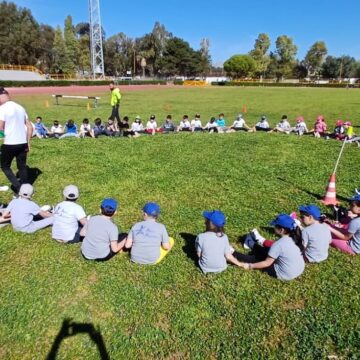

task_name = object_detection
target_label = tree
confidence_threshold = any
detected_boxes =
[0,2,41,65]
[160,37,202,77]
[304,41,327,77]
[64,15,79,73]
[223,55,256,79]
[321,55,357,79]
[199,38,212,77]
[52,26,73,74]
[37,24,55,73]
[249,33,271,79]
[274,35,297,80]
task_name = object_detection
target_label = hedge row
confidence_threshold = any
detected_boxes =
[0,80,168,88]
[211,81,359,88]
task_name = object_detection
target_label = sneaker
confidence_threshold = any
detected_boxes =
[40,205,53,212]
[355,188,360,195]
[251,228,265,246]
[0,185,9,192]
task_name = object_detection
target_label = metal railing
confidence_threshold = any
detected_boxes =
[0,64,43,75]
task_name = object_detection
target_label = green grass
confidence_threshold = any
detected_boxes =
[1,87,360,359]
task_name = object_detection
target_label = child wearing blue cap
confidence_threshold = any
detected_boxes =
[125,202,174,264]
[196,210,243,273]
[328,195,360,255]
[237,214,305,280]
[299,204,332,263]
[81,198,126,261]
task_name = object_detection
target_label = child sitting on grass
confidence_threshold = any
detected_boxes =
[252,115,271,132]
[313,115,328,138]
[230,113,251,131]
[298,204,332,263]
[269,115,291,134]
[291,116,308,135]
[328,194,360,255]
[34,116,50,138]
[237,214,305,280]
[50,120,64,138]
[60,119,79,139]
[178,115,192,132]
[1,184,53,233]
[79,118,94,138]
[52,185,88,244]
[125,202,174,264]
[191,113,203,132]
[81,198,126,261]
[196,210,243,273]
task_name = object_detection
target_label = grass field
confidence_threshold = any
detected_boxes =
[1,87,360,359]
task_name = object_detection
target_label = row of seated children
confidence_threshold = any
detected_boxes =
[1,184,359,280]
[32,113,358,144]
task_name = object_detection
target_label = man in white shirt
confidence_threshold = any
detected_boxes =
[0,87,33,193]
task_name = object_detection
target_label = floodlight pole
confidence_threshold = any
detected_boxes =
[89,0,105,79]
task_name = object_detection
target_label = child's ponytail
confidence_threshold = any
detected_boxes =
[289,225,304,252]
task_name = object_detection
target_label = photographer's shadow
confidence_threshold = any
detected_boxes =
[46,319,109,360]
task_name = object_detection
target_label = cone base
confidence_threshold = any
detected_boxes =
[320,199,339,206]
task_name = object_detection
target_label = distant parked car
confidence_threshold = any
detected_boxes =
[117,76,133,81]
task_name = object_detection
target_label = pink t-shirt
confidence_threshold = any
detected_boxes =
[315,121,327,133]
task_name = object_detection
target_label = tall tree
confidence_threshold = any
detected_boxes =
[64,15,79,73]
[160,37,202,77]
[199,38,212,77]
[52,26,73,74]
[223,55,256,78]
[274,35,297,80]
[321,55,356,79]
[0,2,41,65]
[304,41,327,77]
[36,24,55,73]
[249,33,271,80]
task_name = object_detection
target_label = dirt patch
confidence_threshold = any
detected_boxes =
[7,84,177,96]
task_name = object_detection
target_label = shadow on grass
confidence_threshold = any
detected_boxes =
[15,166,42,186]
[179,232,198,266]
[46,319,109,360]
[277,177,349,202]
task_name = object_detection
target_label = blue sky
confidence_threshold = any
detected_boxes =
[12,0,360,65]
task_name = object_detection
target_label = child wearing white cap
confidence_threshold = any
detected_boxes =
[52,185,87,244]
[2,184,53,233]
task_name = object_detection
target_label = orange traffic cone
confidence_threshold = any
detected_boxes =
[321,173,339,205]
[242,106,247,113]
[87,103,91,111]
[45,100,49,108]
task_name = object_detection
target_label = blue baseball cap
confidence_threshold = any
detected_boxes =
[270,214,295,229]
[203,210,226,227]
[298,204,321,220]
[101,198,117,211]
[349,194,360,202]
[143,202,160,216]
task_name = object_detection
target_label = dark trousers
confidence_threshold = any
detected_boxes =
[110,105,121,124]
[234,246,277,278]
[1,143,28,192]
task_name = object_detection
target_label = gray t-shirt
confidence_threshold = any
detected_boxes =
[129,219,169,264]
[195,232,231,273]
[302,223,331,263]
[268,236,305,281]
[81,215,118,260]
[7,198,40,230]
[348,217,360,254]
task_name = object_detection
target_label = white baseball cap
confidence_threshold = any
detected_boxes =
[19,184,34,198]
[63,185,79,199]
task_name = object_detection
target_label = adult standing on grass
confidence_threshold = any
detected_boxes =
[0,87,33,194]
[109,81,121,125]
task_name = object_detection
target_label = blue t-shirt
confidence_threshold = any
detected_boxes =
[348,217,360,254]
[35,123,47,135]
[66,124,77,134]
[268,236,305,281]
[216,119,226,127]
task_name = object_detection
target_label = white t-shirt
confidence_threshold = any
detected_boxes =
[51,125,63,134]
[52,201,86,241]
[146,121,157,130]
[191,119,202,127]
[180,120,191,129]
[131,123,144,132]
[233,119,245,128]
[0,101,28,145]
[80,124,92,132]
